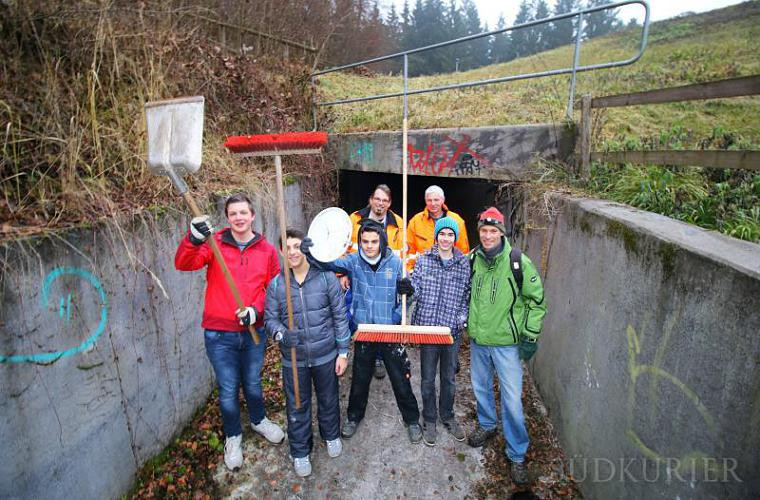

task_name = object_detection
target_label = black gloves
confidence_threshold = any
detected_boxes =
[189,215,213,246]
[236,306,257,326]
[518,337,538,361]
[396,277,414,296]
[279,328,301,348]
[299,237,314,256]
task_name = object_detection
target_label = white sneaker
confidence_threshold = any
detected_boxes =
[293,455,312,477]
[224,434,243,470]
[326,438,343,458]
[251,417,285,444]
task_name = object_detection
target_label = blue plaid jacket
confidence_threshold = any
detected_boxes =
[410,245,471,339]
[313,249,403,326]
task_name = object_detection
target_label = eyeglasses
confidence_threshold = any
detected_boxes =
[372,197,390,204]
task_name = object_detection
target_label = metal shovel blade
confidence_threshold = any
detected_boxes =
[145,96,204,192]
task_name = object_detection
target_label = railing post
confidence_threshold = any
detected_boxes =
[580,93,592,180]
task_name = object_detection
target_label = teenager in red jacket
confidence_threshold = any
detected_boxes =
[175,193,284,471]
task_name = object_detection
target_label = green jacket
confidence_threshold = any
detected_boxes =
[468,241,547,346]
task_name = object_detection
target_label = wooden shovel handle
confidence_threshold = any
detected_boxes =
[182,192,260,345]
[273,155,301,409]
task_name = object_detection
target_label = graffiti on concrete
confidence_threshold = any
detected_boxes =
[408,134,492,176]
[349,140,374,164]
[625,323,728,479]
[0,267,108,364]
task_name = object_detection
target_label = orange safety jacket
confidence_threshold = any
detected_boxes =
[348,207,404,254]
[406,205,469,271]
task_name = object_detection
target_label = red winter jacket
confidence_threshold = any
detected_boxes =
[175,228,280,331]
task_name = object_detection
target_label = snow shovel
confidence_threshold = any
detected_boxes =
[145,96,260,344]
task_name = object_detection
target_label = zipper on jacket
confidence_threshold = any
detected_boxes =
[507,279,519,344]
[298,285,312,367]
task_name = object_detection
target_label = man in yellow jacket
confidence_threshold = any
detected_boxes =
[348,184,404,254]
[406,185,469,271]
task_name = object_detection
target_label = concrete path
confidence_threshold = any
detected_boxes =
[214,346,486,499]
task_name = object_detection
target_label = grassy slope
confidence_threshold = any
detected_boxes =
[317,1,760,147]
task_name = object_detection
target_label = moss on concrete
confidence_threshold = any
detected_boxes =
[606,219,638,255]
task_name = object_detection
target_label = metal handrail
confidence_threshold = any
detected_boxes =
[311,0,650,121]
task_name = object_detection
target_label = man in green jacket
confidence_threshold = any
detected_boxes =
[466,207,547,486]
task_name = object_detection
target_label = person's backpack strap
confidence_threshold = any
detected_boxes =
[509,247,523,291]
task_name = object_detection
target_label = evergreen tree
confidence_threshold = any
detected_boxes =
[548,0,581,49]
[584,0,622,39]
[490,14,516,64]
[461,0,488,69]
[512,0,537,58]
[533,0,551,51]
[446,0,466,71]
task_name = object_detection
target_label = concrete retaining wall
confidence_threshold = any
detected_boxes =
[330,123,575,180]
[0,185,305,499]
[520,195,760,499]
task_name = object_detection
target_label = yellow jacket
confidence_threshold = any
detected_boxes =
[348,207,404,254]
[406,206,469,270]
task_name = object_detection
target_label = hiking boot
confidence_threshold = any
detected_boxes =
[374,359,386,379]
[326,437,343,458]
[422,421,437,446]
[407,422,423,443]
[511,461,529,485]
[293,455,312,477]
[467,425,497,447]
[442,419,466,442]
[224,434,243,470]
[342,420,359,438]
[252,417,285,444]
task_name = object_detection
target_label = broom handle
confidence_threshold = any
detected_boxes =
[274,155,301,409]
[401,54,409,328]
[182,192,260,345]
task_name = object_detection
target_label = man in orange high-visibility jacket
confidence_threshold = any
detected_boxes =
[348,184,404,255]
[406,185,469,271]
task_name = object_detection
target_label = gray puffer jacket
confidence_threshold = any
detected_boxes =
[264,267,351,368]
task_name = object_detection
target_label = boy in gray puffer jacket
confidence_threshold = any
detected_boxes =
[265,229,351,477]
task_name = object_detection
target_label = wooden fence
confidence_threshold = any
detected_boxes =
[578,74,760,178]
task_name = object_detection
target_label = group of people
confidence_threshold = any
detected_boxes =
[174,185,547,485]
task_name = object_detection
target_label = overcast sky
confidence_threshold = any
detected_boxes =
[386,0,747,27]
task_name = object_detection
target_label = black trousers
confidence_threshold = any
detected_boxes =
[347,341,420,425]
[282,358,340,458]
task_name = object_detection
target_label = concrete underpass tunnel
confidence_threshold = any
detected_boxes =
[338,170,505,245]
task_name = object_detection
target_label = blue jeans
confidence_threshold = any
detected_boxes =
[204,329,267,437]
[469,341,529,462]
[420,337,460,423]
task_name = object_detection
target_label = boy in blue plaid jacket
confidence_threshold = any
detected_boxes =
[404,216,471,445]
[301,219,423,443]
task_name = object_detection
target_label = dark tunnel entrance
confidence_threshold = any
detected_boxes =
[338,170,504,246]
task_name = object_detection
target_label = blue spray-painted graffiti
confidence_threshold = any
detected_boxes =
[0,267,108,364]
[349,141,374,164]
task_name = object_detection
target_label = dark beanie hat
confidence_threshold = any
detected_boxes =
[357,218,388,255]
[478,207,507,236]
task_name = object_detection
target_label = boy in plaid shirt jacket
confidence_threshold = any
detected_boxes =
[403,216,471,445]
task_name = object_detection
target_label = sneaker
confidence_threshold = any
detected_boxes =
[422,422,437,446]
[407,422,423,443]
[374,359,386,379]
[511,461,529,485]
[341,420,359,438]
[467,425,497,448]
[224,434,243,470]
[252,417,285,444]
[293,456,312,477]
[326,438,343,458]
[442,419,466,442]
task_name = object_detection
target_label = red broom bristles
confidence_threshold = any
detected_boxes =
[224,131,328,153]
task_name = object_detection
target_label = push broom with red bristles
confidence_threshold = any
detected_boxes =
[224,131,329,408]
[353,56,452,346]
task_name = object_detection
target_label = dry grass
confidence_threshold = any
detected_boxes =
[0,1,326,239]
